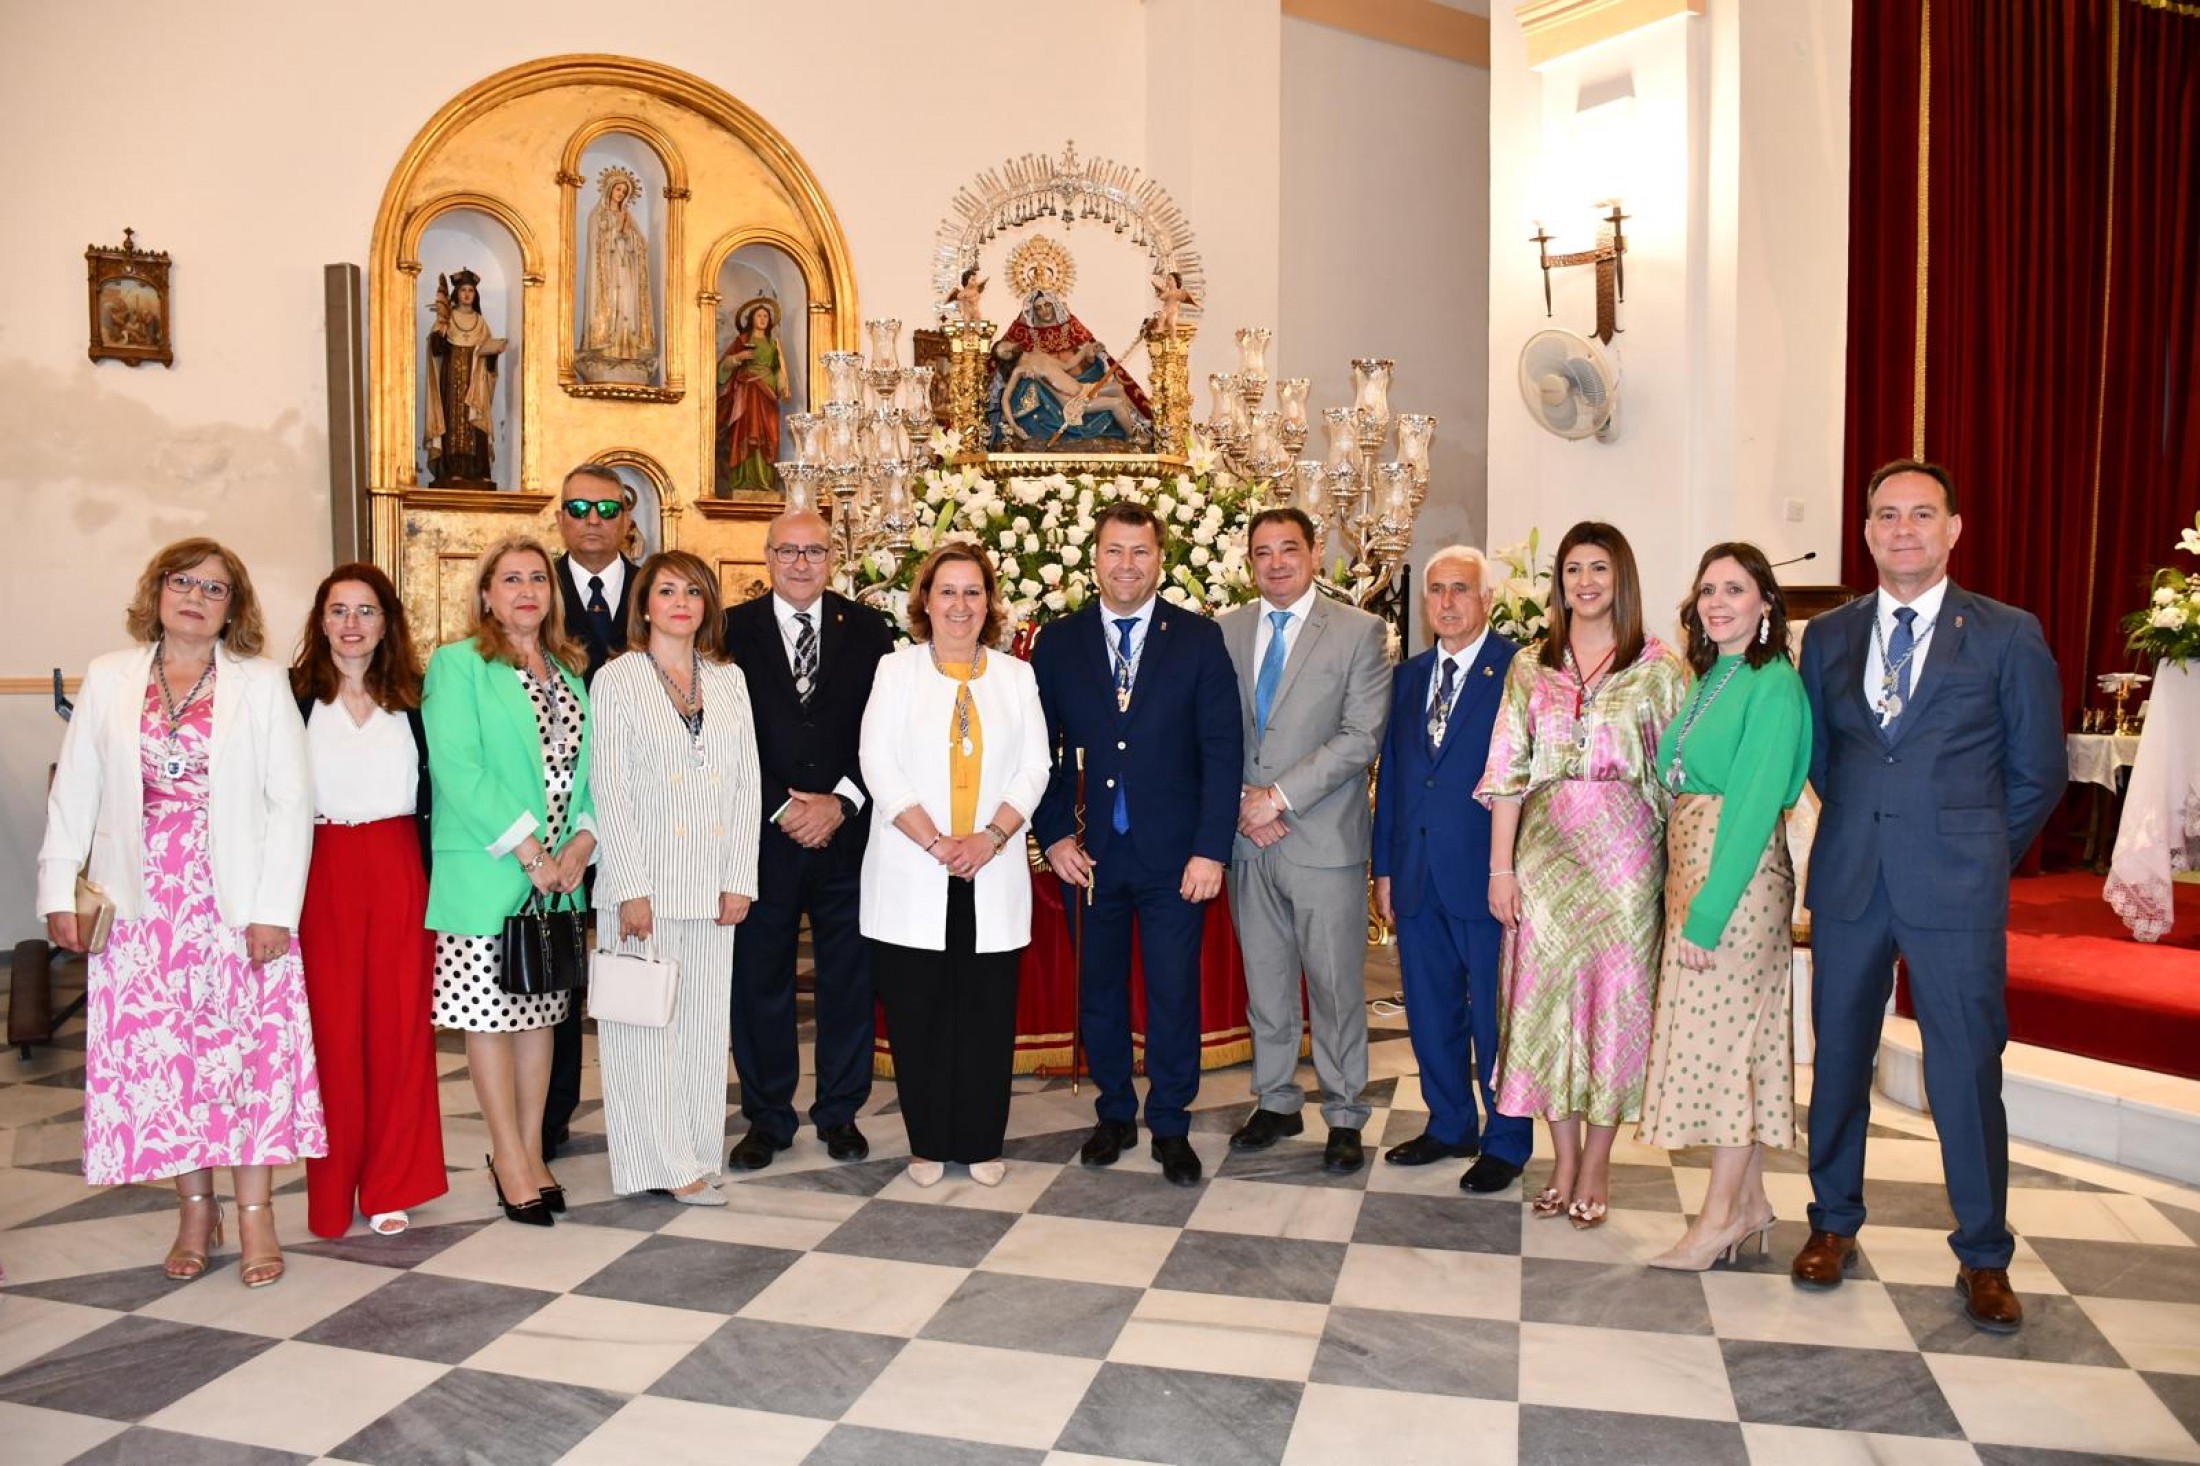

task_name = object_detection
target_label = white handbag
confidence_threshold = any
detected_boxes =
[588,935,679,1028]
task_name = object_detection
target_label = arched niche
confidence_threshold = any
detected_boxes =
[584,445,674,563]
[702,230,824,502]
[414,205,527,491]
[366,54,860,611]
[558,115,687,400]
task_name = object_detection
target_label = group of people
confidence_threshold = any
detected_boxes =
[37,456,2064,1337]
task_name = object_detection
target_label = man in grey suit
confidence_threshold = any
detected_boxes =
[1221,508,1393,1173]
[1792,460,2064,1334]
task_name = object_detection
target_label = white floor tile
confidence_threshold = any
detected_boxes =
[1518,1322,1738,1421]
[1739,1422,1981,1465]
[1928,1354,2200,1461]
[1700,1273,1915,1350]
[2075,1295,2200,1374]
[1107,1288,1327,1381]
[462,1291,725,1394]
[135,1251,399,1338]
[977,1213,1180,1289]
[1188,1179,1363,1243]
[0,1400,126,1466]
[413,1212,645,1292]
[1284,1382,1517,1465]
[561,1396,830,1466]
[1331,1243,1523,1321]
[142,1340,447,1455]
[842,1338,1100,1449]
[738,1251,967,1336]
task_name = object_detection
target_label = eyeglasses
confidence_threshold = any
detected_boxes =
[165,572,233,602]
[768,544,831,565]
[563,498,626,521]
[324,603,383,623]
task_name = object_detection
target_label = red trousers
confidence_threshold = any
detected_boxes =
[299,818,446,1237]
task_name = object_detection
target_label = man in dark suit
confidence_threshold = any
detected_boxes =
[1792,459,2064,1333]
[544,463,640,1159]
[1371,546,1530,1193]
[1034,502,1243,1187]
[722,509,894,1170]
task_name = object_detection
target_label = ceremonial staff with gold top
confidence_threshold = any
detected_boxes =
[1069,746,1090,1094]
[1033,501,1244,1189]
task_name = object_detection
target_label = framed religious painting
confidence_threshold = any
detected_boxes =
[86,229,173,368]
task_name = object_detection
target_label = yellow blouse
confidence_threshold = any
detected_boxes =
[937,659,987,835]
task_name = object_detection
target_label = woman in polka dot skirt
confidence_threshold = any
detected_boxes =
[423,537,597,1227]
[1638,542,1812,1270]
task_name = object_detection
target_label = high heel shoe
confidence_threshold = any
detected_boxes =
[1567,1197,1609,1231]
[539,1183,567,1215]
[1531,1186,1567,1219]
[1647,1212,1771,1272]
[235,1201,285,1288]
[164,1192,223,1281]
[486,1153,553,1227]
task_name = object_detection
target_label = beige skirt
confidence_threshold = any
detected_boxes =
[1637,794,1796,1150]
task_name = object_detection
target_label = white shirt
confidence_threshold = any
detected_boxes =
[1097,596,1156,691]
[771,591,867,811]
[1251,585,1319,673]
[1427,629,1491,714]
[1863,578,1949,724]
[566,555,626,614]
[307,700,418,823]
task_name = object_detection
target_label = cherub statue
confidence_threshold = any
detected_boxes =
[1150,270,1200,336]
[942,265,987,325]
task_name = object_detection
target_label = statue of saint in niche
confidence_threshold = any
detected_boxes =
[716,296,790,496]
[425,269,507,487]
[575,166,659,385]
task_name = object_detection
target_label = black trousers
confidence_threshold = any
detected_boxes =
[873,880,1024,1164]
[543,873,593,1148]
[730,843,874,1142]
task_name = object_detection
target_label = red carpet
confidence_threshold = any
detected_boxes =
[1916,873,2200,1080]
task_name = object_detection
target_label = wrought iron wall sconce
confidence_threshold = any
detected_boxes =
[1531,203,1628,344]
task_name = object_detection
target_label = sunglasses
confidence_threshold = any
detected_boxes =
[563,498,626,521]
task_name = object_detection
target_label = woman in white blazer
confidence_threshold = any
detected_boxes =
[860,544,1049,1188]
[39,539,323,1289]
[590,551,761,1202]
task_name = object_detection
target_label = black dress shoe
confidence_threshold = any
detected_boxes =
[1323,1127,1366,1174]
[727,1130,792,1171]
[1383,1133,1479,1167]
[1229,1109,1305,1151]
[1080,1120,1138,1167]
[820,1123,870,1162]
[1151,1135,1203,1187]
[1459,1155,1523,1193]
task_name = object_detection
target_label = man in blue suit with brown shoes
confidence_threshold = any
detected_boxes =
[1034,501,1244,1188]
[1372,546,1530,1194]
[1792,460,2065,1334]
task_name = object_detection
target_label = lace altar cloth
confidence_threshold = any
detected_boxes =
[2105,663,2200,942]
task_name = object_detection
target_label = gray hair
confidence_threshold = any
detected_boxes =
[1422,544,1491,589]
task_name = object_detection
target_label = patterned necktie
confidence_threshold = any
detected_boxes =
[1884,605,1916,726]
[793,611,818,709]
[1112,618,1137,834]
[586,574,615,648]
[1255,609,1292,736]
[1427,656,1459,755]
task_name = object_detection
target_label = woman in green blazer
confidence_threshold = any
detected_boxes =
[424,536,597,1226]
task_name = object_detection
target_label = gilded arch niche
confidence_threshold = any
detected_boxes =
[366,53,859,645]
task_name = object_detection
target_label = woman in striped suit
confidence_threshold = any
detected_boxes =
[590,551,761,1202]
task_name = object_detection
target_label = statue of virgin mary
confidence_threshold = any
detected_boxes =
[988,288,1153,450]
[575,166,659,385]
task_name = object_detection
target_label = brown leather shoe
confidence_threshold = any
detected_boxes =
[1956,1265,2023,1334]
[1790,1229,1860,1290]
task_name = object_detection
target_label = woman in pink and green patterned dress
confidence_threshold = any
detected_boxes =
[1477,522,1685,1230]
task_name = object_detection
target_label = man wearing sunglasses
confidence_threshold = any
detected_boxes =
[543,463,639,1160]
[721,510,893,1170]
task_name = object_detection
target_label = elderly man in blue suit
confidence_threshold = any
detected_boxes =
[1372,546,1530,1193]
[1792,460,2064,1334]
[1035,501,1244,1187]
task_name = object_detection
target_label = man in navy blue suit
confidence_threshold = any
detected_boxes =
[1793,460,2064,1334]
[1372,546,1531,1194]
[1034,501,1244,1187]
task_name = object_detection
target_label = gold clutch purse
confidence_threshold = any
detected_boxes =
[74,870,116,955]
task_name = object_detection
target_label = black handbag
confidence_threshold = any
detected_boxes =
[499,889,590,996]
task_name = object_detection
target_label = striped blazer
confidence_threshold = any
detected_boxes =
[588,651,762,918]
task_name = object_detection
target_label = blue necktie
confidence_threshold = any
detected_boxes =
[1255,609,1292,736]
[1884,606,1916,725]
[1112,618,1136,834]
[1427,656,1458,755]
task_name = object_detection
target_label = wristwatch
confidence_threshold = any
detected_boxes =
[984,822,1011,852]
[835,794,859,820]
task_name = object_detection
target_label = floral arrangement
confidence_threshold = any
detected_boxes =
[841,451,1262,637]
[2123,511,2200,667]
[1487,528,1552,643]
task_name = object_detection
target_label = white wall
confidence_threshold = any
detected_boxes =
[1281,11,1492,577]
[1485,0,1851,627]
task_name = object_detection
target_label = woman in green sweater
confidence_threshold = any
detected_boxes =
[1639,542,1811,1270]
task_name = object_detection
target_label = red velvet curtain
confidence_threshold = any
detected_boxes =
[1841,0,2200,719]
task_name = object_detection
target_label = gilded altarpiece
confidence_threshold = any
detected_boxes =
[366,55,859,649]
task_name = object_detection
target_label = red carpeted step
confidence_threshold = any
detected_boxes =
[1893,873,2200,1081]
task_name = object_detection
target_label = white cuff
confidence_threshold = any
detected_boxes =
[833,776,866,811]
[487,811,538,859]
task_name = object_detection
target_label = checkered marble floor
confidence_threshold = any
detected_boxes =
[4,949,2200,1466]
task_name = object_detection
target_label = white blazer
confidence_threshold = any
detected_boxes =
[588,651,762,920]
[859,644,1051,953]
[38,643,312,928]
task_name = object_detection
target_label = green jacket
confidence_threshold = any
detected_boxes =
[423,639,595,935]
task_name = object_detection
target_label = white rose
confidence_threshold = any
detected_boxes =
[2156,585,2179,606]
[1175,501,1196,523]
[1064,525,1089,546]
[1039,563,1065,587]
[1192,525,1216,548]
[1021,577,1043,598]
[1044,589,1068,613]
[1012,515,1031,534]
[1190,544,1211,569]
[2151,605,2187,629]
[999,556,1020,581]
[1155,494,1177,519]
[1061,545,1083,567]
[1065,579,1086,610]
[1161,586,1194,608]
[997,530,1018,552]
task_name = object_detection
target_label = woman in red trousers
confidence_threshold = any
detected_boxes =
[290,564,447,1237]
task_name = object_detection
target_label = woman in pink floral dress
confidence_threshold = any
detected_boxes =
[39,539,323,1288]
